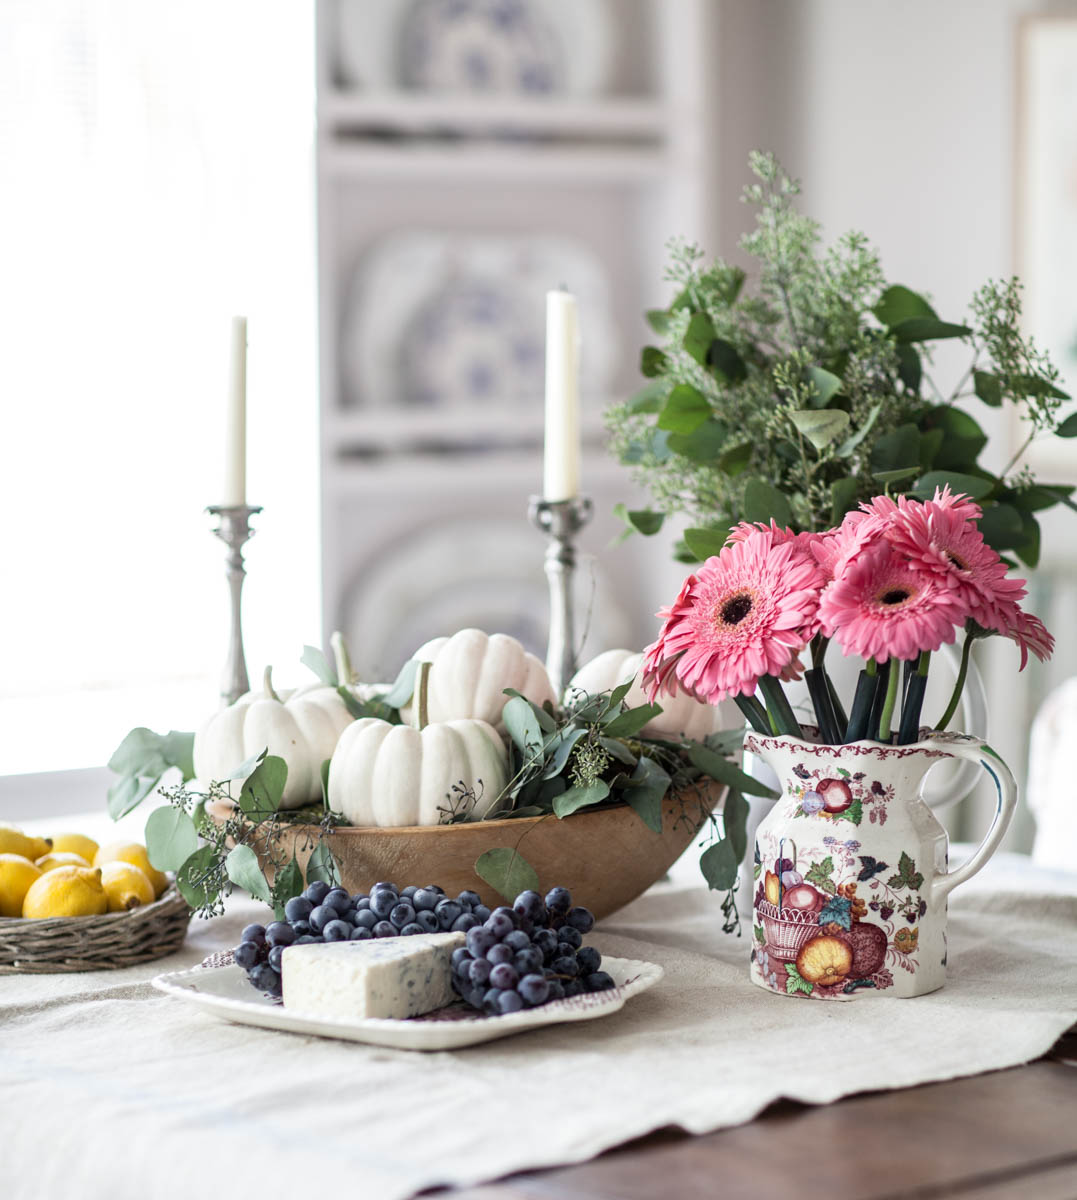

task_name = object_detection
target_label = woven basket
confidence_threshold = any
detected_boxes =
[757,898,821,961]
[0,884,190,974]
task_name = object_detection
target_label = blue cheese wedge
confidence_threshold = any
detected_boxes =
[280,932,465,1021]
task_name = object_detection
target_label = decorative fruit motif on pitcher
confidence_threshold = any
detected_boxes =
[788,762,894,825]
[751,830,926,998]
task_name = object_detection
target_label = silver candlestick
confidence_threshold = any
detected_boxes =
[528,495,594,699]
[206,504,262,705]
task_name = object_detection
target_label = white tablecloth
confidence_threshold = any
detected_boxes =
[1,853,1075,1200]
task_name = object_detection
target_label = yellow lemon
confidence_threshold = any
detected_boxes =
[35,851,92,873]
[22,866,107,918]
[93,842,168,898]
[49,833,100,864]
[0,854,43,917]
[0,823,52,862]
[99,861,155,912]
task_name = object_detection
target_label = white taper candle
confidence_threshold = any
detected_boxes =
[543,289,580,502]
[224,316,247,507]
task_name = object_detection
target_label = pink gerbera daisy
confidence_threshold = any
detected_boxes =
[642,530,825,704]
[884,495,1028,629]
[818,540,967,663]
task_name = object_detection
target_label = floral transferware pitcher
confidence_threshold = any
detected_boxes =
[748,730,1016,999]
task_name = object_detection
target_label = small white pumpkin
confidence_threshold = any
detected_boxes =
[329,663,509,826]
[194,667,355,809]
[400,628,555,731]
[568,649,739,742]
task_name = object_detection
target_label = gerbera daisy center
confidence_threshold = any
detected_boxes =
[879,588,911,606]
[720,592,754,625]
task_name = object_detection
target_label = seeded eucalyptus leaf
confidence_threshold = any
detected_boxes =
[624,756,671,833]
[159,732,196,782]
[552,780,610,818]
[145,805,199,872]
[873,284,937,327]
[107,727,170,778]
[836,401,882,458]
[683,527,729,561]
[977,502,1026,551]
[683,311,716,365]
[742,479,793,526]
[911,471,994,501]
[892,317,971,343]
[830,477,859,524]
[667,419,730,464]
[225,844,273,904]
[107,773,160,821]
[613,502,665,536]
[1056,412,1077,438]
[700,838,739,891]
[225,748,268,782]
[645,308,672,335]
[871,423,920,473]
[503,689,558,733]
[872,466,921,484]
[602,703,663,738]
[238,754,287,818]
[657,384,711,434]
[598,737,638,766]
[895,343,922,392]
[605,679,636,711]
[272,857,305,919]
[974,370,1003,407]
[717,442,752,475]
[381,658,420,708]
[626,379,667,414]
[640,346,668,378]
[708,338,747,383]
[542,727,588,779]
[301,644,337,686]
[686,743,778,798]
[1013,373,1069,400]
[807,366,842,406]
[723,788,749,861]
[1014,511,1041,568]
[503,695,544,757]
[474,847,540,902]
[788,408,850,450]
[176,845,218,910]
[1009,483,1075,511]
[306,840,341,887]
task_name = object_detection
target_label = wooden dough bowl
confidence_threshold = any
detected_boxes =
[211,783,723,920]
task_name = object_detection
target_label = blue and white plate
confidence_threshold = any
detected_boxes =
[342,231,617,410]
[335,0,612,97]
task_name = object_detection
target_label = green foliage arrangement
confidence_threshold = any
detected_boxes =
[109,676,775,934]
[607,152,1076,564]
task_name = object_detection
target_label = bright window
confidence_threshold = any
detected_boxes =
[0,1,319,774]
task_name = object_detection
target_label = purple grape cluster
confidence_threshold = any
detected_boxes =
[451,886,614,1016]
[233,879,493,998]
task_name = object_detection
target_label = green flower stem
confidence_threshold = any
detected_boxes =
[868,659,890,739]
[845,666,877,742]
[805,668,841,745]
[758,675,802,738]
[733,693,770,735]
[877,658,901,743]
[824,669,848,731]
[936,633,974,732]
[898,651,931,744]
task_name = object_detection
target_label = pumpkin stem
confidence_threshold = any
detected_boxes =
[263,665,281,702]
[330,631,355,685]
[414,661,432,731]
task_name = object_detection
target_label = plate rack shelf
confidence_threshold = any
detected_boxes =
[314,0,717,681]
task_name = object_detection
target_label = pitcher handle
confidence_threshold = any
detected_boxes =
[923,736,1017,903]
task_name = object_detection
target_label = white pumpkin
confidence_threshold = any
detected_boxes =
[400,629,555,731]
[568,649,739,742]
[194,667,355,810]
[328,662,509,826]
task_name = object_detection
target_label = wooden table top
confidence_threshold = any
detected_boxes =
[443,1033,1077,1200]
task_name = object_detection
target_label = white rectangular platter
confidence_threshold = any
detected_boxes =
[152,955,662,1051]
